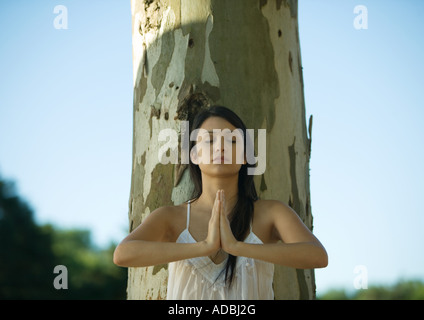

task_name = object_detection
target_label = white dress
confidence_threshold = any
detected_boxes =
[166,201,274,300]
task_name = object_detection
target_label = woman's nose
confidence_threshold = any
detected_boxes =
[214,137,225,152]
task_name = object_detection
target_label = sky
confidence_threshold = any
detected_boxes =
[0,1,423,296]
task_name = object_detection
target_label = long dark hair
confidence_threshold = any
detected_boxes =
[188,105,258,287]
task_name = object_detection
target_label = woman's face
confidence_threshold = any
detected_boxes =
[190,116,246,176]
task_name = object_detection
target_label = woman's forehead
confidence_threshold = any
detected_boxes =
[199,116,237,131]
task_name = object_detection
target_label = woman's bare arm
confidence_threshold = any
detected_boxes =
[113,193,221,268]
[220,197,328,269]
[228,241,327,269]
[113,238,210,267]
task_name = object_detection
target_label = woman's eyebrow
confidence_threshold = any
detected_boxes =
[206,130,233,133]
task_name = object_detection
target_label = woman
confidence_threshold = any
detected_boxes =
[113,106,328,299]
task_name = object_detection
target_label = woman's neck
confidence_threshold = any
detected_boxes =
[194,173,239,213]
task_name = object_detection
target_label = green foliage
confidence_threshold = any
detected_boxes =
[0,177,127,300]
[318,279,424,300]
[48,227,128,300]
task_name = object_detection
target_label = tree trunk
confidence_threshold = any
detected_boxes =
[127,0,315,300]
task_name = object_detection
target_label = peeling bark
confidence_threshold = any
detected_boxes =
[128,0,315,300]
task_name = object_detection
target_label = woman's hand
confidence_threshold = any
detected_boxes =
[219,190,239,255]
[203,190,221,255]
[203,190,239,256]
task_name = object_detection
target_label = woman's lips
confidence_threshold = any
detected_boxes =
[212,156,228,163]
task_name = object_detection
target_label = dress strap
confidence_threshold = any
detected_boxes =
[186,201,191,230]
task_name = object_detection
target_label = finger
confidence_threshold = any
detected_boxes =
[212,191,221,219]
[212,201,219,221]
[219,191,225,216]
[215,191,220,204]
[215,191,221,210]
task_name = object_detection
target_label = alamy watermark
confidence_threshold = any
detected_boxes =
[353,264,368,289]
[158,121,266,176]
[53,5,68,30]
[53,265,68,290]
[353,5,368,30]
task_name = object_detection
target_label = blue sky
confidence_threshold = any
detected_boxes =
[299,1,424,293]
[1,1,423,295]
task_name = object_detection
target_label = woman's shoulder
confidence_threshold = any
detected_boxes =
[253,199,299,243]
[151,202,188,218]
[254,198,289,211]
[254,199,295,221]
[148,202,189,240]
[252,199,286,243]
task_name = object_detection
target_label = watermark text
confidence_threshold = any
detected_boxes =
[158,121,266,175]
